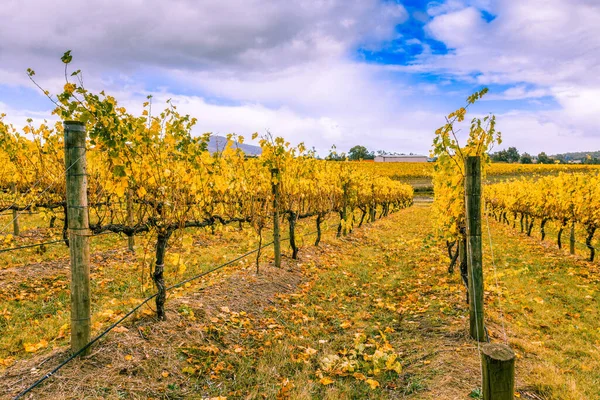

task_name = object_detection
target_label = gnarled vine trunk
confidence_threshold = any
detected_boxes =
[540,218,548,241]
[154,231,172,320]
[315,213,324,246]
[586,226,596,262]
[288,211,298,259]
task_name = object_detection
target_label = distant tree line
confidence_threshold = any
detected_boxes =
[328,145,423,161]
[327,144,600,164]
[490,147,600,164]
[327,145,377,161]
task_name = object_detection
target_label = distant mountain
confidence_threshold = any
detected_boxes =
[207,135,262,156]
[552,150,600,161]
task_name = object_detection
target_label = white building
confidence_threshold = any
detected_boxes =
[374,155,429,163]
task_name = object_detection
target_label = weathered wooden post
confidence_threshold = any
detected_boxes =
[465,156,485,341]
[481,343,515,400]
[11,182,19,236]
[126,188,135,252]
[570,221,576,255]
[64,121,91,355]
[271,168,281,268]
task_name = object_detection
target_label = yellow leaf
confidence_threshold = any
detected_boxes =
[124,355,133,361]
[161,371,170,378]
[353,372,366,381]
[182,236,194,248]
[23,339,48,353]
[340,320,352,329]
[182,366,196,374]
[319,377,334,385]
[365,379,380,390]
[56,323,69,339]
[0,357,15,367]
[178,263,187,275]
[136,186,147,197]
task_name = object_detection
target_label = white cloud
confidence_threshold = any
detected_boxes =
[494,110,599,154]
[1,0,599,156]
[0,0,407,75]
[485,85,550,100]
[415,0,600,151]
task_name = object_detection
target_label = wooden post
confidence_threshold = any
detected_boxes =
[126,188,135,252]
[481,343,515,400]
[271,168,281,268]
[11,182,19,236]
[570,221,576,255]
[64,121,91,355]
[464,156,485,341]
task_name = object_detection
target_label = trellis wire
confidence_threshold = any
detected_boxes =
[11,226,328,400]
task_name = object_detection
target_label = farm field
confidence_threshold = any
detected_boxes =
[360,162,600,193]
[2,202,600,399]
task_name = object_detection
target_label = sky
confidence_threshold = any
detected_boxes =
[1,0,599,156]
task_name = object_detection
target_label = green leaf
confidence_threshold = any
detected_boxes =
[61,50,73,64]
[112,165,126,177]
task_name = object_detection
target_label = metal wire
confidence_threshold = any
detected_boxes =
[11,228,324,400]
[0,231,116,255]
[0,239,65,254]
[0,153,85,236]
[485,211,508,345]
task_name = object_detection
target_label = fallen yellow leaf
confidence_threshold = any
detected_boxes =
[365,379,380,389]
[23,339,48,353]
[319,377,334,385]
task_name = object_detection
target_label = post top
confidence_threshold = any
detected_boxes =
[481,343,515,361]
[63,121,85,131]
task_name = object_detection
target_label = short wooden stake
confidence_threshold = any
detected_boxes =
[481,343,515,400]
[64,121,91,355]
[465,156,485,341]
